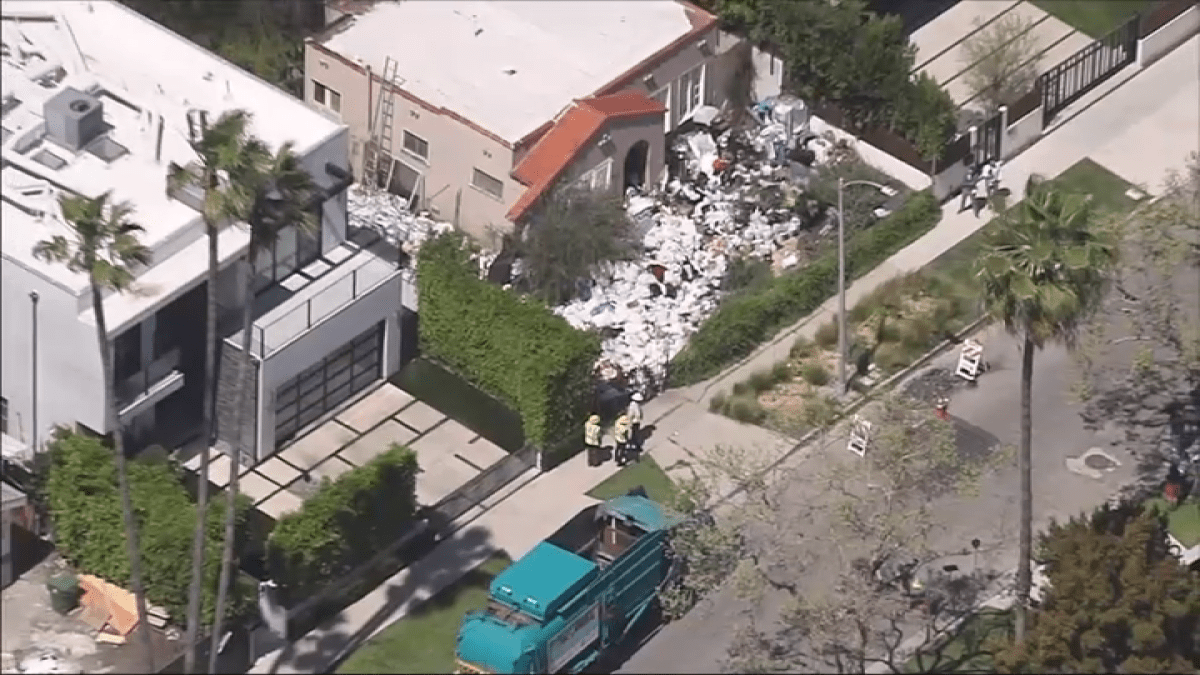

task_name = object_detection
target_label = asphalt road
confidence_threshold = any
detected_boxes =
[617,323,1139,674]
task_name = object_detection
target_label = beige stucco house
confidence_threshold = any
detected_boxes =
[306,0,783,244]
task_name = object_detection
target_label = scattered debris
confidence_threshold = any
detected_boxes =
[347,186,453,258]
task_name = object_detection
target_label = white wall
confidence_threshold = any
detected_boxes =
[1139,4,1200,68]
[255,272,405,454]
[750,46,784,102]
[1,259,107,448]
[1004,107,1045,160]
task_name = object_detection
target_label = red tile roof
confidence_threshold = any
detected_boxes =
[507,92,665,222]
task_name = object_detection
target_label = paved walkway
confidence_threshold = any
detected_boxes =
[248,35,1199,675]
[186,382,508,520]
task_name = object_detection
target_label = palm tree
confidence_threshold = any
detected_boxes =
[33,192,155,671]
[975,176,1116,641]
[168,109,261,675]
[208,140,320,673]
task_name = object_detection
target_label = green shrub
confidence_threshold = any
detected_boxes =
[44,429,252,625]
[874,342,910,373]
[790,336,815,359]
[899,320,935,350]
[723,256,774,295]
[669,191,940,386]
[726,395,767,425]
[417,233,601,450]
[731,380,751,397]
[709,390,728,413]
[746,368,777,393]
[801,362,831,386]
[267,444,418,604]
[815,319,840,349]
[771,360,793,383]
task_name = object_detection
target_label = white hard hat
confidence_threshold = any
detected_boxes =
[632,392,644,402]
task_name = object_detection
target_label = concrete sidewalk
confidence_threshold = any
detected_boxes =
[249,35,1199,675]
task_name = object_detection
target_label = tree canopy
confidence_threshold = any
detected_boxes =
[994,502,1200,673]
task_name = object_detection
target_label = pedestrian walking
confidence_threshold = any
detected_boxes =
[987,159,1003,196]
[980,160,996,200]
[612,414,632,467]
[970,178,985,218]
[584,414,603,467]
[627,392,644,461]
[959,164,978,213]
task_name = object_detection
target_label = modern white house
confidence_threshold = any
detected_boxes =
[1,0,414,467]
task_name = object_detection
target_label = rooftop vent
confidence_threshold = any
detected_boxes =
[43,87,106,152]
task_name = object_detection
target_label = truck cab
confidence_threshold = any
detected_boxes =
[455,494,680,674]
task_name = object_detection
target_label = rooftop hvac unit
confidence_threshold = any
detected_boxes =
[43,87,105,152]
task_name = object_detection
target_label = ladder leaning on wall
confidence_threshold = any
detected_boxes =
[363,55,399,192]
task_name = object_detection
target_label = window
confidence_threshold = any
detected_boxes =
[651,86,671,133]
[574,159,612,193]
[1,396,7,435]
[113,326,142,385]
[471,168,504,200]
[313,81,341,113]
[402,130,429,161]
[678,64,705,120]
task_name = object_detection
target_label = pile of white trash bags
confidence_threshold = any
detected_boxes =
[347,185,452,258]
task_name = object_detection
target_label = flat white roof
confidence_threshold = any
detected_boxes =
[1,0,341,297]
[319,0,699,144]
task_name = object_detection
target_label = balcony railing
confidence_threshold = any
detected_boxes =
[115,347,185,419]
[247,253,400,358]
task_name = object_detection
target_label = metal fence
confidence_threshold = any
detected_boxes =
[1039,15,1140,126]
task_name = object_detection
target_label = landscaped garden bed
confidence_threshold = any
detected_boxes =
[709,159,1143,436]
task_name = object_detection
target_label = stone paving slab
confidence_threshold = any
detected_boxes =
[257,457,301,486]
[394,400,444,434]
[207,454,234,488]
[457,437,507,471]
[258,489,304,520]
[280,422,357,470]
[240,472,281,506]
[339,419,419,467]
[414,453,478,506]
[336,383,414,433]
[310,455,355,483]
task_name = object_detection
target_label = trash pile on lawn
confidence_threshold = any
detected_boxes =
[552,96,872,394]
[347,185,452,258]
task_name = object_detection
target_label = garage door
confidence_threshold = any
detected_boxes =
[274,322,384,447]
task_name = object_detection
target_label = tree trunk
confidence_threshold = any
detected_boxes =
[209,251,256,673]
[184,220,220,674]
[92,280,156,672]
[1014,330,1035,641]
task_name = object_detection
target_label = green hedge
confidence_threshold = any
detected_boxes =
[417,232,601,449]
[669,191,942,385]
[44,429,253,625]
[266,443,418,603]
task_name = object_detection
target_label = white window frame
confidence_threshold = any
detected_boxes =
[678,64,705,121]
[471,168,504,200]
[401,130,429,162]
[573,158,613,193]
[650,85,671,133]
[312,80,341,113]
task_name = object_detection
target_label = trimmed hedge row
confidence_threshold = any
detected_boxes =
[266,443,418,604]
[669,191,942,385]
[417,232,601,449]
[44,430,253,625]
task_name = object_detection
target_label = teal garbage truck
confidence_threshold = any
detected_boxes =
[454,491,683,674]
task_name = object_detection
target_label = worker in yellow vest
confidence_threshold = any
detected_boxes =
[612,414,632,467]
[585,415,603,467]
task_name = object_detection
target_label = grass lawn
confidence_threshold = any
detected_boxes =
[1031,0,1154,38]
[587,456,676,504]
[1146,498,1200,548]
[905,609,1013,673]
[337,553,512,674]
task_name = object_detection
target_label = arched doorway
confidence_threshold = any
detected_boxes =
[623,140,649,192]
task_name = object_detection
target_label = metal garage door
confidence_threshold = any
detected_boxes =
[274,322,383,447]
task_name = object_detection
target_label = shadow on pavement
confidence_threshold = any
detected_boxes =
[267,524,496,674]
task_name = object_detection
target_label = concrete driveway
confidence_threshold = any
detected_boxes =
[184,383,509,520]
[911,0,1093,108]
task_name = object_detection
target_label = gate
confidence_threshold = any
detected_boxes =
[1039,15,1139,126]
[975,110,1003,165]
